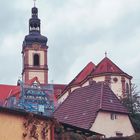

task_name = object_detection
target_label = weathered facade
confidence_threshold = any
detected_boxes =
[0,107,54,140]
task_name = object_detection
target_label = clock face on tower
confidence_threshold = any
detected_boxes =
[32,43,41,50]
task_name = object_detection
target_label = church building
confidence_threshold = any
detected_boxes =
[58,55,132,104]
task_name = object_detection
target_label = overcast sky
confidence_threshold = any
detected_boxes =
[0,0,140,89]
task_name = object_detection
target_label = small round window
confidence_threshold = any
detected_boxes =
[113,77,118,83]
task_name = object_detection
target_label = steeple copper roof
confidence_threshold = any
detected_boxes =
[23,6,48,46]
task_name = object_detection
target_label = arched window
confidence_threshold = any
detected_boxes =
[126,83,130,94]
[33,54,40,66]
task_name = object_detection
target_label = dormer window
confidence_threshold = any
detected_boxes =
[33,53,40,66]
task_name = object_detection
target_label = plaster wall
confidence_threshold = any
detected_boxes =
[110,76,130,97]
[93,76,105,82]
[0,112,52,140]
[58,91,69,104]
[82,81,90,87]
[71,86,80,92]
[29,70,45,83]
[90,111,135,138]
[110,76,122,97]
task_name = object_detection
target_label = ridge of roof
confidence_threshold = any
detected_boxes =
[58,62,95,98]
[69,62,95,85]
[92,57,132,79]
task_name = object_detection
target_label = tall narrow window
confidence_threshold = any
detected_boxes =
[33,54,40,66]
[126,83,130,94]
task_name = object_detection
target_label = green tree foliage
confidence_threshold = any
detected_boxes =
[121,84,140,114]
[121,84,140,132]
[130,114,140,133]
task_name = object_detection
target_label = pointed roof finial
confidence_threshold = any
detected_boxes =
[105,51,107,58]
[33,0,36,7]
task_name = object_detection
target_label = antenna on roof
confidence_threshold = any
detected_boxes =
[33,0,36,7]
[105,51,107,58]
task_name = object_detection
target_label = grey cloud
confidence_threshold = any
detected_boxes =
[0,0,140,89]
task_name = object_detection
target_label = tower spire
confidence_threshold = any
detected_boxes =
[105,51,107,58]
[22,3,48,84]
[33,0,36,7]
[23,4,48,46]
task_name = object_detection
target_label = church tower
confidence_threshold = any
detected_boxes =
[22,5,48,84]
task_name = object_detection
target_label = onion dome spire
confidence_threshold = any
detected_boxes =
[29,6,40,33]
[23,3,48,47]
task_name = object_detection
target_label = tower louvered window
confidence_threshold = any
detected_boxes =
[33,54,40,66]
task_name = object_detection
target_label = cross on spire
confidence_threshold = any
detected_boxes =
[105,51,107,57]
[33,0,36,7]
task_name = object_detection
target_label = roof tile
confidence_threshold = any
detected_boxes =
[92,57,132,78]
[53,82,128,129]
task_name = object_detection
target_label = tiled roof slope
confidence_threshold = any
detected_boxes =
[0,77,66,102]
[0,85,20,102]
[92,57,132,78]
[59,62,95,98]
[0,77,41,102]
[70,62,95,85]
[53,82,128,129]
[53,84,67,98]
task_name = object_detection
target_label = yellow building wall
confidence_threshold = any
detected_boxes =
[29,70,45,84]
[0,112,52,140]
[93,76,105,83]
[82,81,90,87]
[90,111,135,138]
[71,86,80,92]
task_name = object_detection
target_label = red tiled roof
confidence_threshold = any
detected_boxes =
[92,57,132,78]
[53,82,128,129]
[0,79,66,103]
[59,62,95,98]
[53,84,67,98]
[26,76,40,85]
[71,62,95,85]
[0,85,20,101]
[0,77,40,102]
